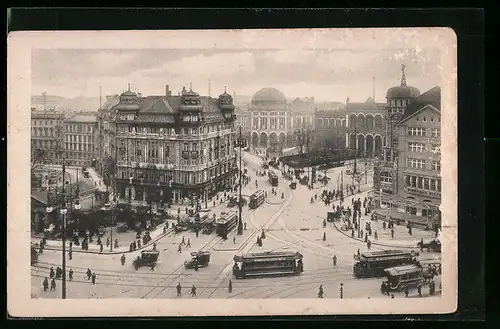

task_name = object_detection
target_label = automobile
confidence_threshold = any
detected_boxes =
[184,251,211,269]
[132,250,160,270]
[174,222,189,233]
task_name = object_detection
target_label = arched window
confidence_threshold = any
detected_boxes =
[380,172,392,183]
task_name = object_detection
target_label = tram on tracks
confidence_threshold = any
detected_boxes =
[353,249,420,278]
[215,211,238,237]
[268,171,279,186]
[248,190,266,209]
[232,251,304,279]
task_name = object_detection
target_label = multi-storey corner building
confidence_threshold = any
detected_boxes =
[64,112,99,167]
[30,108,65,163]
[373,66,441,228]
[107,85,237,205]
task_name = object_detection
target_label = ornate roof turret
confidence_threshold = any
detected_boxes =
[179,83,203,112]
[117,83,140,111]
[218,86,235,111]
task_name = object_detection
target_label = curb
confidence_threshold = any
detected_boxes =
[331,219,419,250]
[212,231,256,252]
[35,228,174,256]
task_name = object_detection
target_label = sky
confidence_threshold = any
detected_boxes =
[32,47,441,103]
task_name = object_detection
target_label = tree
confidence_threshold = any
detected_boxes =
[345,156,374,187]
[293,125,314,154]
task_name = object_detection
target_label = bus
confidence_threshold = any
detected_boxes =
[383,265,424,292]
[215,211,238,237]
[232,251,304,279]
[268,171,279,186]
[249,190,266,209]
[353,249,420,278]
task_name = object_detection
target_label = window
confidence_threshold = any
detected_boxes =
[380,172,392,183]
[411,176,417,188]
[432,128,441,138]
[408,127,426,137]
[183,143,189,151]
[424,178,430,190]
[417,177,423,189]
[431,144,441,153]
[408,158,426,169]
[164,145,170,157]
[408,142,425,152]
[405,175,411,186]
[432,161,441,171]
[423,117,427,122]
[430,179,436,191]
[127,114,134,121]
[136,148,142,156]
[437,179,441,192]
[430,117,434,122]
[406,206,417,215]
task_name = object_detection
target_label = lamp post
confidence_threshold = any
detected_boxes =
[45,159,76,299]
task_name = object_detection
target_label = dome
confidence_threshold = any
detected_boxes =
[121,90,137,97]
[251,88,287,104]
[386,85,420,99]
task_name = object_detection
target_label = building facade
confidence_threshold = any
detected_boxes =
[64,112,99,167]
[96,95,121,176]
[345,97,386,156]
[109,85,237,205]
[313,102,347,149]
[247,88,317,151]
[31,108,65,164]
[373,66,441,227]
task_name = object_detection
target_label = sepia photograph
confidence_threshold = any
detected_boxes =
[8,28,457,316]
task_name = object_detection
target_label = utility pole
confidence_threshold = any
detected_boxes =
[352,124,357,187]
[237,126,244,235]
[61,160,67,299]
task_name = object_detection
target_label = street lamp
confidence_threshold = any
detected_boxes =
[236,126,244,235]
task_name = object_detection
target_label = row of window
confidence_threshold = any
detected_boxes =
[66,124,94,134]
[388,99,410,107]
[407,158,441,171]
[31,119,62,126]
[117,161,235,185]
[348,118,385,129]
[65,134,93,143]
[32,139,58,149]
[65,143,95,153]
[416,116,440,123]
[66,152,94,160]
[255,111,287,116]
[404,175,442,192]
[407,127,441,138]
[120,124,230,136]
[32,127,58,137]
[253,117,287,130]
[408,142,441,153]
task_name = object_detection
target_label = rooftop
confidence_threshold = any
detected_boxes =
[66,113,98,123]
[398,86,441,124]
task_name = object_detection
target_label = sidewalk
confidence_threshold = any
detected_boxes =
[86,167,107,193]
[32,223,173,255]
[332,213,435,249]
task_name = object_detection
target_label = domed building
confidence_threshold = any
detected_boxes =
[248,87,291,151]
[247,87,317,152]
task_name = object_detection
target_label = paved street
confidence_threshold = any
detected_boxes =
[32,151,441,299]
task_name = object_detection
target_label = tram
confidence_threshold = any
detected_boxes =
[353,249,420,278]
[383,264,424,292]
[268,171,279,186]
[248,190,266,209]
[215,211,238,237]
[232,251,304,279]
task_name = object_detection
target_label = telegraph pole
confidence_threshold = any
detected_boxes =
[61,160,67,299]
[237,126,244,235]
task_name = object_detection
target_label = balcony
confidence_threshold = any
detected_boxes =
[404,186,441,199]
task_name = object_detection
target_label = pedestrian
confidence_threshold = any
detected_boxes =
[391,228,395,239]
[100,243,103,253]
[174,282,183,297]
[357,249,360,257]
[367,240,372,250]
[429,280,435,295]
[114,238,119,249]
[364,233,368,243]
[106,237,110,247]
[244,222,247,230]
[190,285,197,297]
[137,239,142,248]
[121,254,126,265]
[43,277,49,292]
[417,283,422,297]
[318,285,324,298]
[49,266,55,279]
[91,273,96,285]
[68,249,72,260]
[420,238,424,252]
[404,285,409,297]
[50,278,56,291]
[233,236,236,244]
[323,232,326,241]
[97,236,102,245]
[351,229,355,238]
[332,255,337,266]
[68,269,74,281]
[181,236,186,245]
[374,230,378,240]
[86,268,92,280]
[391,294,395,299]
[150,262,156,271]
[177,244,182,253]
[196,230,199,238]
[187,238,191,248]
[228,280,233,293]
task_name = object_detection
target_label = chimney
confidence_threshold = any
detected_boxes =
[166,85,171,97]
